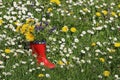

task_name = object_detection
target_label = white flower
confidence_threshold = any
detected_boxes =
[31,62,35,65]
[81,59,85,63]
[98,75,102,78]
[26,1,31,5]
[82,31,86,35]
[74,38,79,43]
[109,56,113,59]
[37,67,41,69]
[113,38,117,41]
[95,26,103,30]
[12,65,16,68]
[87,60,91,64]
[1,53,6,57]
[63,48,67,53]
[22,10,26,14]
[20,61,27,64]
[87,30,94,34]
[42,68,45,71]
[60,44,64,48]
[85,47,90,51]
[96,41,102,47]
[53,38,56,41]
[61,38,65,42]
[62,58,67,63]
[95,49,101,53]
[18,45,22,48]
[35,8,42,12]
[81,50,85,54]
[104,25,107,28]
[115,75,119,79]
[29,69,32,72]
[0,60,3,65]
[66,54,70,57]
[6,56,10,59]
[42,17,46,21]
[16,49,24,53]
[46,74,50,78]
[81,69,84,72]
[47,19,51,23]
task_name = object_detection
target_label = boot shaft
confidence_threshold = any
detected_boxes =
[31,43,46,53]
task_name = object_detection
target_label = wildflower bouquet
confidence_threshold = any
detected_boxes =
[16,18,56,43]
[16,18,56,69]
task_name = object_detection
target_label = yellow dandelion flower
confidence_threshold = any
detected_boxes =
[103,71,110,77]
[96,12,101,17]
[5,49,11,53]
[0,19,3,25]
[83,8,88,12]
[25,32,34,41]
[62,26,69,32]
[70,27,77,32]
[50,0,61,5]
[20,24,29,34]
[99,58,105,63]
[118,4,120,8]
[28,25,34,32]
[114,42,120,47]
[57,60,64,65]
[38,74,44,77]
[26,18,34,23]
[118,13,120,16]
[111,12,116,16]
[102,10,108,15]
[91,42,96,46]
[48,8,52,12]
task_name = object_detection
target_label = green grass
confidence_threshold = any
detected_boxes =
[0,0,120,80]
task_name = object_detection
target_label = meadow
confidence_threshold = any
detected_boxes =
[0,0,120,80]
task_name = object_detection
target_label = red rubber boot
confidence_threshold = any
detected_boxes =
[30,43,55,69]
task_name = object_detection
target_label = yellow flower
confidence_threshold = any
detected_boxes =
[118,4,120,8]
[5,49,11,53]
[96,12,101,17]
[91,42,96,46]
[70,27,77,32]
[83,8,88,12]
[20,24,29,34]
[28,25,34,32]
[57,60,64,65]
[118,13,120,16]
[50,0,61,5]
[99,58,105,63]
[48,8,52,12]
[25,32,34,41]
[62,26,69,32]
[103,71,110,77]
[0,19,3,25]
[96,23,100,26]
[111,12,116,16]
[102,10,108,15]
[26,18,34,23]
[114,42,120,47]
[38,74,44,77]
[108,49,116,53]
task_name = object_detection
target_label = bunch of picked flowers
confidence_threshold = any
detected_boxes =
[16,18,56,69]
